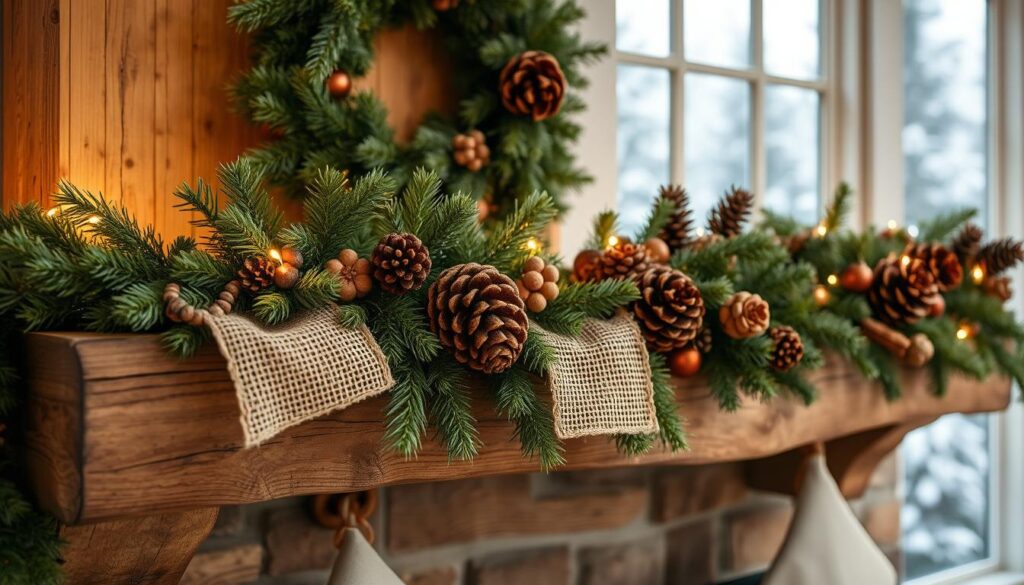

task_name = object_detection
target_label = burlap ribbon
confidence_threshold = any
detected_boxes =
[535,313,659,439]
[205,306,394,447]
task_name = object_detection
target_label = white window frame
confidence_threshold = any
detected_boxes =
[572,1,1024,583]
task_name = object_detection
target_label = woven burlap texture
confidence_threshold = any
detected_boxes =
[206,306,394,447]
[536,313,659,439]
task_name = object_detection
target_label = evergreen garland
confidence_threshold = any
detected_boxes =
[228,0,605,214]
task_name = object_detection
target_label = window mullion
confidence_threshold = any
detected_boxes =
[673,0,686,187]
[751,0,767,209]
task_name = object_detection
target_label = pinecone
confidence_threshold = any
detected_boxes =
[600,238,650,281]
[694,326,713,353]
[657,185,694,252]
[632,266,706,352]
[371,233,432,295]
[719,292,771,339]
[499,51,566,122]
[903,242,962,291]
[427,263,528,374]
[952,222,983,265]
[237,256,275,293]
[977,238,1024,275]
[769,326,804,372]
[707,187,754,238]
[867,254,940,325]
[982,275,1013,302]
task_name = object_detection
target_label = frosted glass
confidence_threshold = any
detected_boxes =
[764,0,821,79]
[684,0,751,69]
[617,65,671,235]
[616,0,671,57]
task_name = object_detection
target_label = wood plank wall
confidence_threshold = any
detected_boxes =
[2,0,453,240]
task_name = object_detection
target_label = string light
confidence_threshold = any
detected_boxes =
[86,215,101,225]
[826,274,838,286]
[813,284,830,306]
[525,237,540,254]
[695,227,706,237]
[606,235,620,249]
[900,255,911,267]
[956,325,970,341]
[971,264,985,284]
[907,225,919,238]
[886,219,899,230]
[815,223,828,237]
[269,248,282,262]
[45,207,59,218]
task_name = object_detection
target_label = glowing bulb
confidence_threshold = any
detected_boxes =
[813,284,830,306]
[886,219,899,230]
[971,264,985,284]
[606,235,620,248]
[826,274,838,286]
[907,225,919,238]
[525,238,540,253]
[900,255,911,267]
[87,215,101,225]
[815,224,828,237]
[45,207,59,218]
[269,248,282,262]
[956,326,970,341]
[695,227,706,237]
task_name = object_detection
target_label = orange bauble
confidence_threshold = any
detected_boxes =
[668,348,702,377]
[840,261,873,292]
[326,70,353,99]
[928,295,946,317]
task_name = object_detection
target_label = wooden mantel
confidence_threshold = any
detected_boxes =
[22,330,1011,584]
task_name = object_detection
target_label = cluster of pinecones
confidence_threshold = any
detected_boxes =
[867,243,962,325]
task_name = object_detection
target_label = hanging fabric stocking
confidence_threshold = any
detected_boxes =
[763,445,898,585]
[317,491,404,585]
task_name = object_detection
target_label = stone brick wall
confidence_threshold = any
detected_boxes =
[180,456,900,585]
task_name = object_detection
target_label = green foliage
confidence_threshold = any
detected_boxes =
[496,367,564,469]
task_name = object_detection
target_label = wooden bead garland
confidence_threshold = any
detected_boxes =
[516,256,560,312]
[164,279,242,327]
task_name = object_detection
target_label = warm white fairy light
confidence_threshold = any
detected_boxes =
[826,274,838,286]
[813,284,830,305]
[525,237,540,254]
[815,223,828,237]
[907,225,919,238]
[971,264,985,284]
[269,248,282,262]
[887,219,899,230]
[87,215,101,225]
[606,235,620,249]
[900,255,911,267]
[45,207,59,218]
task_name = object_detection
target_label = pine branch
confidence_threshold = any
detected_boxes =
[822,182,853,232]
[634,195,674,243]
[383,364,429,457]
[585,210,618,250]
[496,367,564,469]
[918,208,976,242]
[650,353,687,450]
[428,358,480,461]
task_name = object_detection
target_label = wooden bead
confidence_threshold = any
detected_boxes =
[523,256,545,274]
[169,298,187,313]
[540,281,559,301]
[163,289,180,302]
[522,271,544,292]
[218,291,235,304]
[339,249,359,267]
[645,237,671,264]
[188,309,208,327]
[669,348,702,377]
[214,299,232,314]
[165,282,180,293]
[274,264,300,289]
[179,305,195,323]
[224,281,241,296]
[166,305,183,322]
[208,304,225,317]
[281,246,304,269]
[541,264,559,283]
[324,259,343,275]
[526,292,547,313]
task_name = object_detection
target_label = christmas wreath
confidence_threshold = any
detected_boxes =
[228,0,605,214]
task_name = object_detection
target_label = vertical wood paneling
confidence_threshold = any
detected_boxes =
[3,3,453,240]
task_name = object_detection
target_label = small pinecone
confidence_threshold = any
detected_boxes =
[600,239,650,281]
[769,326,804,372]
[657,185,694,252]
[708,187,754,238]
[719,292,771,339]
[952,222,984,265]
[371,233,432,295]
[977,238,1024,275]
[452,130,490,172]
[983,275,1013,302]
[632,266,706,352]
[694,326,713,353]
[499,51,566,122]
[903,242,962,291]
[427,263,528,374]
[867,254,940,325]
[237,256,275,293]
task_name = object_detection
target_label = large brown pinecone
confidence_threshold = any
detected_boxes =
[952,223,983,265]
[769,326,804,372]
[371,233,432,295]
[867,254,940,325]
[237,256,276,293]
[427,263,528,374]
[708,187,754,238]
[632,266,706,352]
[499,51,566,122]
[657,185,694,252]
[977,238,1024,275]
[903,242,962,291]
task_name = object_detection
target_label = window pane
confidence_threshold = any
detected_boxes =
[684,0,751,69]
[901,0,990,580]
[764,0,821,79]
[616,0,671,57]
[765,85,820,224]
[685,74,751,222]
[617,65,671,235]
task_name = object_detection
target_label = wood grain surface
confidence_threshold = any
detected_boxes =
[23,331,1011,525]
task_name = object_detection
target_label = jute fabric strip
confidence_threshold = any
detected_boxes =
[536,313,658,439]
[206,306,394,447]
